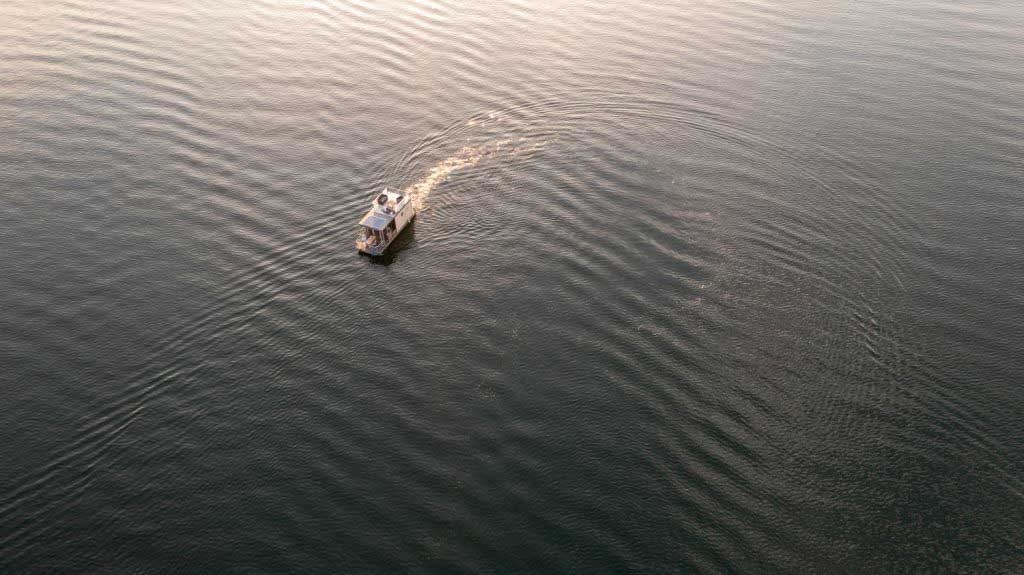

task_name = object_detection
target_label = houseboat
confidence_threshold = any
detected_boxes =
[356,188,415,256]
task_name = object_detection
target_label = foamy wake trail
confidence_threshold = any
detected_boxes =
[404,136,550,211]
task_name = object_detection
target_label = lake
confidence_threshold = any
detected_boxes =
[2,0,1022,571]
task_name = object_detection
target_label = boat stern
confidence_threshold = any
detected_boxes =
[356,238,387,256]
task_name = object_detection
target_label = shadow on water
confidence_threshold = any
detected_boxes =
[359,220,417,266]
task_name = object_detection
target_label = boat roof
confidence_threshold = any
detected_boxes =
[359,211,393,230]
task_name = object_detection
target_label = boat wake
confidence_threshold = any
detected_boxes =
[401,116,554,211]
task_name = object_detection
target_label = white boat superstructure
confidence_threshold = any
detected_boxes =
[356,188,415,255]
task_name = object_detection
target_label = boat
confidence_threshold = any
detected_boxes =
[356,187,415,256]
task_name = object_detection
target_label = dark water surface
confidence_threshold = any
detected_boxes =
[2,0,1023,571]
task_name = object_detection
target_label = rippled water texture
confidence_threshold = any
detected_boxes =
[2,0,1023,571]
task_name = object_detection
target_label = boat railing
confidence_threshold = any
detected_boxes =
[358,232,392,247]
